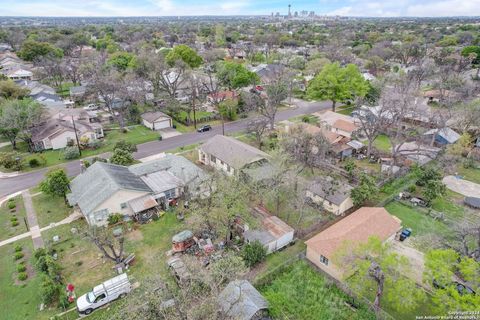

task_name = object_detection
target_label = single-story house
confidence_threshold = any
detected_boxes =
[218,280,268,320]
[141,111,173,131]
[312,110,359,139]
[69,85,87,100]
[129,154,210,201]
[207,90,238,104]
[199,135,270,176]
[423,127,461,145]
[67,162,155,226]
[68,155,207,226]
[395,141,441,165]
[306,178,354,215]
[305,207,401,280]
[3,66,33,80]
[31,118,104,151]
[243,207,294,254]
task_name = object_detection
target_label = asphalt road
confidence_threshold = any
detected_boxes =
[0,100,331,197]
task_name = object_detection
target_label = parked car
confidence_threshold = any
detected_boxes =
[410,197,427,207]
[77,274,131,315]
[83,104,99,111]
[399,228,412,241]
[197,125,212,133]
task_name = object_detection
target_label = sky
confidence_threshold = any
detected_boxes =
[0,0,479,17]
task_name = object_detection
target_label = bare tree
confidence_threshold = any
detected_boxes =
[246,117,269,149]
[261,72,288,129]
[86,227,126,265]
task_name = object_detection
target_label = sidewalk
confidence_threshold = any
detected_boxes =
[22,190,44,249]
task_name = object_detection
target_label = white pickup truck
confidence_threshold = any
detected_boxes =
[76,273,131,316]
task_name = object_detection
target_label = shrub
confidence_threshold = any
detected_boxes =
[40,275,61,305]
[14,252,24,260]
[407,184,417,193]
[463,158,475,169]
[10,217,18,223]
[88,139,103,150]
[14,244,22,252]
[28,158,40,168]
[110,148,134,165]
[74,261,83,267]
[7,201,16,209]
[241,240,267,267]
[17,272,28,281]
[113,140,137,152]
[11,220,19,227]
[107,213,122,225]
[0,152,23,170]
[58,291,71,309]
[63,146,80,160]
[17,264,27,272]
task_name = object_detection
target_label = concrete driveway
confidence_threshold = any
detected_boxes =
[159,128,182,139]
[443,175,480,198]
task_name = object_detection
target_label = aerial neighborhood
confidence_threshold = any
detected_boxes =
[0,5,480,320]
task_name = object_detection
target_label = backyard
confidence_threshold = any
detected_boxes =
[257,260,376,320]
[373,134,392,154]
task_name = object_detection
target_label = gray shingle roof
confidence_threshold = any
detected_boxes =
[129,154,208,192]
[200,135,269,170]
[141,111,171,122]
[67,162,151,216]
[218,280,268,320]
[308,177,353,206]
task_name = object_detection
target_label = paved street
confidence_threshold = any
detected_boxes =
[0,101,331,197]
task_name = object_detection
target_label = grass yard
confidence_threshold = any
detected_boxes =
[457,164,480,184]
[252,242,306,281]
[1,126,160,172]
[373,134,392,153]
[0,196,28,241]
[258,260,376,320]
[385,201,450,251]
[31,192,73,228]
[0,239,56,320]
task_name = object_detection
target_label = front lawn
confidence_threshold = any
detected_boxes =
[457,164,480,184]
[258,260,376,320]
[1,126,160,172]
[0,239,55,320]
[31,192,72,228]
[0,196,28,241]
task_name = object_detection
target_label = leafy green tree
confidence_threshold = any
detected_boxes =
[307,62,369,111]
[423,179,446,205]
[415,166,443,187]
[218,98,238,121]
[0,99,45,150]
[0,80,30,99]
[108,51,137,71]
[165,44,203,68]
[216,61,259,89]
[17,40,63,61]
[424,249,480,314]
[350,173,378,206]
[110,148,134,166]
[40,169,70,201]
[113,140,137,153]
[344,158,357,181]
[241,240,267,267]
[335,237,426,313]
[461,46,480,79]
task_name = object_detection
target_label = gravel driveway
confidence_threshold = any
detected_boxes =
[443,175,480,198]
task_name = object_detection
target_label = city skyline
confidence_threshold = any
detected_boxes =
[0,0,479,18]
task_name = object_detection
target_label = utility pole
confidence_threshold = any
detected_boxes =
[71,116,82,156]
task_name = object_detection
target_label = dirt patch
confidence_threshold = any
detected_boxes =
[126,229,144,242]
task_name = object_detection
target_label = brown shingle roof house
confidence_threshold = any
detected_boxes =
[305,207,401,280]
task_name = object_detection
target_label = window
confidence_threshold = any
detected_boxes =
[320,255,329,266]
[164,188,176,199]
[94,293,106,303]
[210,155,216,163]
[120,202,127,209]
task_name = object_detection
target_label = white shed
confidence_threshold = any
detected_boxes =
[141,111,172,131]
[244,209,294,254]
